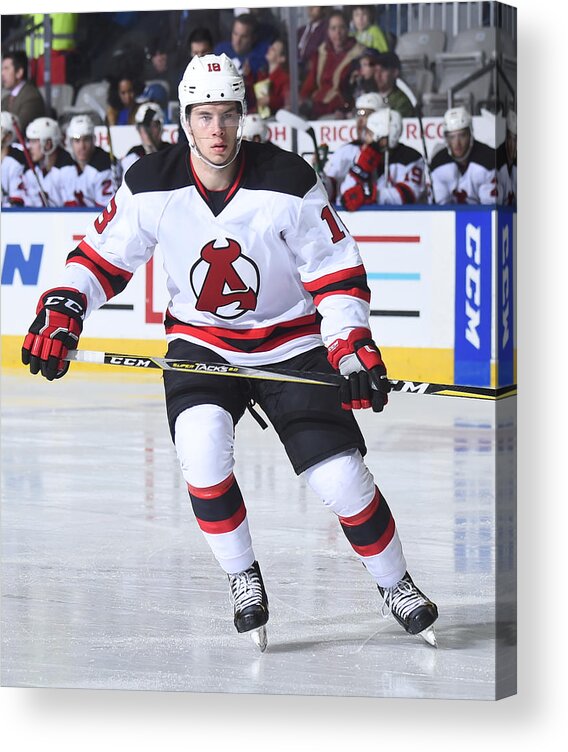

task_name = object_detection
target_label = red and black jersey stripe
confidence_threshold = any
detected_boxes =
[187,473,247,535]
[66,240,133,300]
[165,311,321,354]
[338,487,395,557]
[303,264,370,307]
[394,182,416,204]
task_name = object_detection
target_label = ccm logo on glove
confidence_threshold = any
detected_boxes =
[22,287,87,381]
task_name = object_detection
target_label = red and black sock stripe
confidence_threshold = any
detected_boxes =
[338,487,395,557]
[187,473,247,534]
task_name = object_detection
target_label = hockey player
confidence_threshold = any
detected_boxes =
[341,108,426,210]
[1,111,26,207]
[322,91,384,205]
[497,109,516,206]
[430,106,499,205]
[121,102,171,174]
[241,113,270,143]
[23,117,77,207]
[66,114,115,207]
[21,53,438,651]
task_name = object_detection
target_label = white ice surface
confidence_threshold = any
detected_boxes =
[1,371,516,699]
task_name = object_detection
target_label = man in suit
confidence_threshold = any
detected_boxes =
[1,51,46,133]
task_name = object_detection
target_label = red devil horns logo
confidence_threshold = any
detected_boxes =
[190,238,260,319]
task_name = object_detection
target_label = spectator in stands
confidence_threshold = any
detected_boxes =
[297,7,328,77]
[23,116,77,207]
[66,114,115,206]
[1,51,46,133]
[299,10,365,120]
[349,49,380,101]
[170,9,221,72]
[106,75,143,125]
[497,109,517,206]
[189,28,214,58]
[1,111,26,207]
[121,102,171,174]
[350,6,390,53]
[322,92,384,205]
[254,39,290,118]
[341,108,426,210]
[214,13,273,111]
[372,52,415,118]
[144,38,180,108]
[430,106,499,205]
[242,113,271,143]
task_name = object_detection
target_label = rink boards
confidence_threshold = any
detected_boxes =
[0,205,515,387]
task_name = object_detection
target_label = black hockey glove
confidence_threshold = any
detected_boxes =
[22,288,86,381]
[328,327,390,412]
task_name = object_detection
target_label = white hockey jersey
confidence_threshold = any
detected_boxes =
[59,141,372,366]
[497,142,516,206]
[340,143,426,205]
[1,146,26,207]
[322,141,362,205]
[70,146,115,208]
[121,141,171,175]
[23,147,77,207]
[429,140,499,205]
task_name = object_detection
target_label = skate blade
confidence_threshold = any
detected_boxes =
[250,625,268,652]
[418,625,437,647]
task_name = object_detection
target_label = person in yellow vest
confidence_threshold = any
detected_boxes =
[24,13,78,86]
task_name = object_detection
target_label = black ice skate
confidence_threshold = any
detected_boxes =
[228,560,269,652]
[377,572,439,647]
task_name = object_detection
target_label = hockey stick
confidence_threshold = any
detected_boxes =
[275,109,323,174]
[396,78,436,204]
[11,118,49,207]
[84,93,122,191]
[65,350,516,400]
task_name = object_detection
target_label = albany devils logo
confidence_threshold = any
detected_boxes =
[190,238,260,319]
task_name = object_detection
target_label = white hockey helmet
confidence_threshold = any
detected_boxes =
[242,114,269,142]
[366,108,402,149]
[135,101,165,127]
[1,111,20,143]
[26,117,61,155]
[179,53,247,168]
[506,109,517,136]
[355,92,385,113]
[67,114,95,140]
[443,106,472,134]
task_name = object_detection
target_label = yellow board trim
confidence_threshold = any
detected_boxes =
[2,336,455,384]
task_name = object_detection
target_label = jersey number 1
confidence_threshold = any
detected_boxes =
[321,205,346,243]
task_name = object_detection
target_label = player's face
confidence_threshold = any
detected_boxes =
[27,138,43,162]
[138,122,162,148]
[71,135,94,163]
[446,128,471,160]
[189,103,241,166]
[364,128,388,151]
